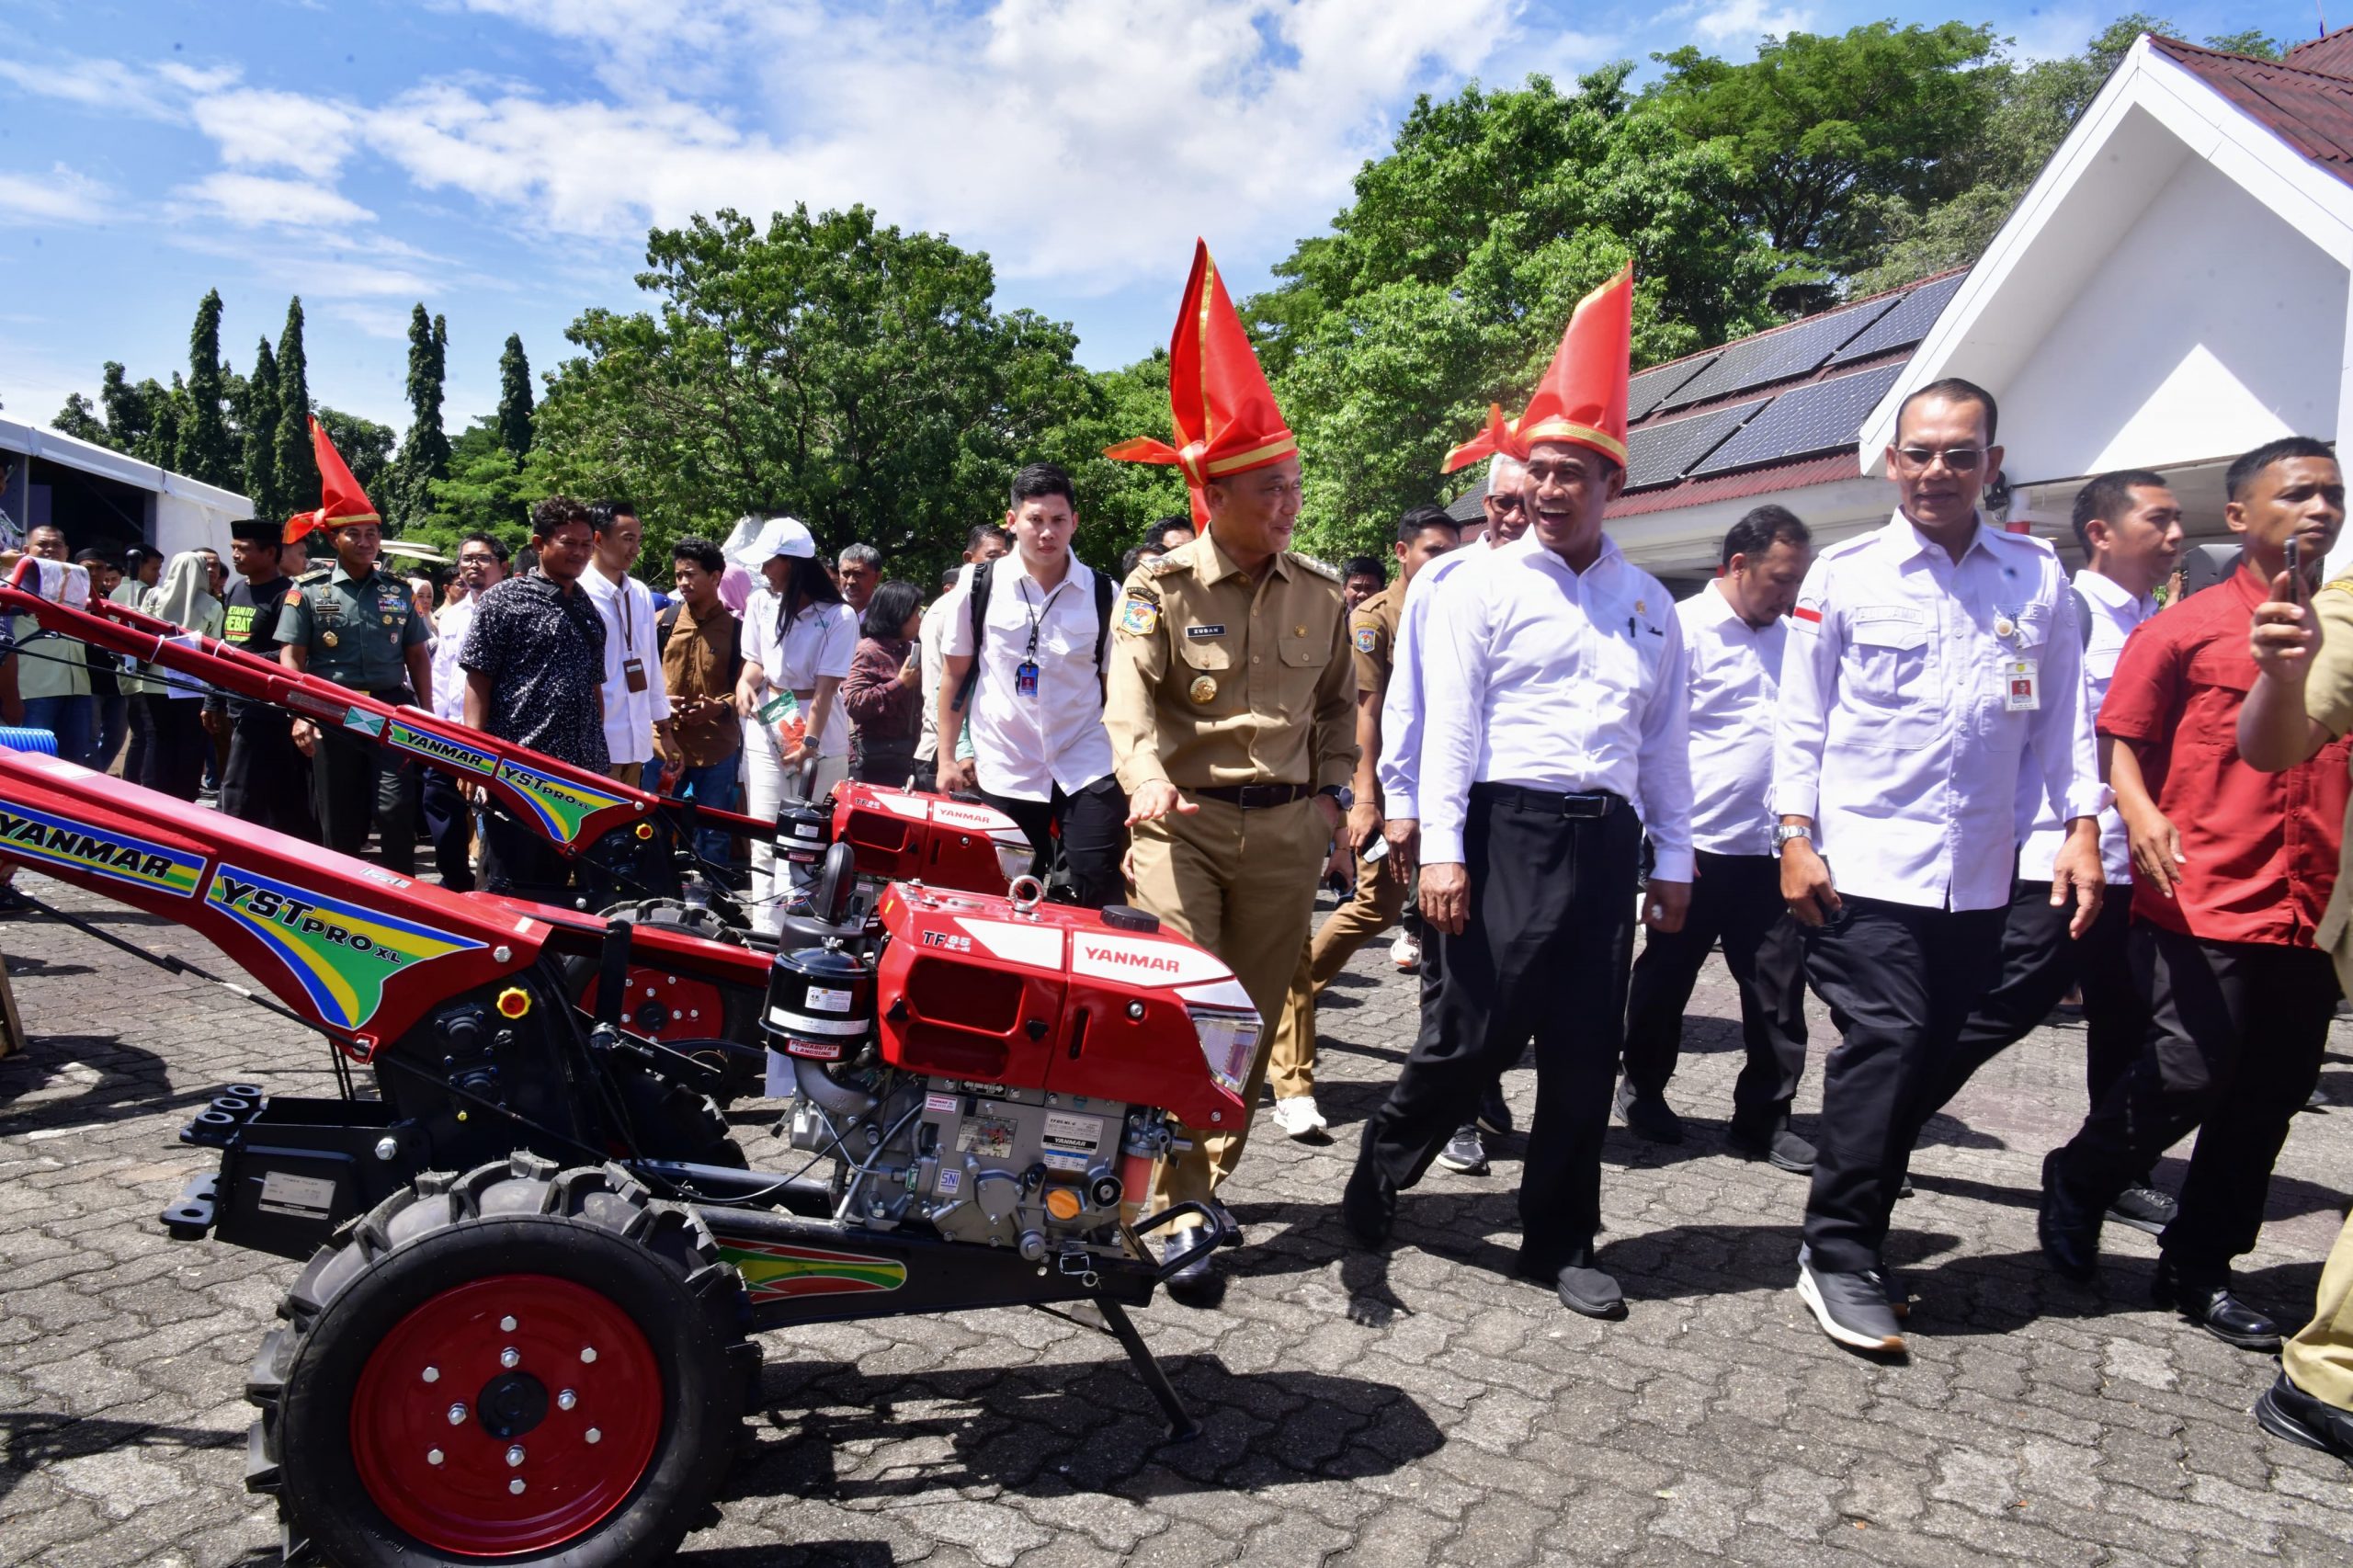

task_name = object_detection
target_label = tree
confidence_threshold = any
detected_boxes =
[414,420,532,559]
[240,336,283,521]
[176,289,237,487]
[496,334,535,461]
[530,204,1108,585]
[391,304,451,528]
[275,297,317,511]
[51,392,109,446]
[2204,28,2281,59]
[315,406,396,506]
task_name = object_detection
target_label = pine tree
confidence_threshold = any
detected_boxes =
[495,333,534,461]
[275,297,317,510]
[241,336,282,520]
[176,289,237,487]
[392,304,452,525]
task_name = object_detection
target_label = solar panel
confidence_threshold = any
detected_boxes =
[1827,273,1966,366]
[1622,396,1770,491]
[1628,355,1716,422]
[1689,363,1905,477]
[1657,296,1901,411]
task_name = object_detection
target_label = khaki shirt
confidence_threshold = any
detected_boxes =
[1348,580,1400,699]
[1104,533,1357,793]
[2302,581,2353,989]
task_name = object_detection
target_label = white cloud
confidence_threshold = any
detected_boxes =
[1683,0,1814,48]
[174,172,378,229]
[192,88,359,178]
[0,53,175,118]
[0,164,114,224]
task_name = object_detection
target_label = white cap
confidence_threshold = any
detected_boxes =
[726,515,815,571]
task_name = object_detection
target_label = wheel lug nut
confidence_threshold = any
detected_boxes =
[506,1444,526,1467]
[585,1427,602,1445]
[557,1389,577,1411]
[421,1366,439,1384]
[500,1346,520,1369]
[580,1346,598,1364]
[426,1449,443,1466]
[447,1403,466,1426]
[499,1315,517,1332]
[509,1478,526,1495]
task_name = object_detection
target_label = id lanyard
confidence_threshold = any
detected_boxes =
[1015,579,1067,699]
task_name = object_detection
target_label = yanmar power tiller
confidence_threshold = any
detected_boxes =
[0,745,1257,1566]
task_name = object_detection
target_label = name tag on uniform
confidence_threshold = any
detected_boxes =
[2002,656,2040,711]
[1186,624,1224,639]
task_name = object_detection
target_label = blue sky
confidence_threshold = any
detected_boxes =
[0,0,2315,443]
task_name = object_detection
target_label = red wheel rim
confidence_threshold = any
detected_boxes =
[581,963,734,1045]
[349,1273,663,1556]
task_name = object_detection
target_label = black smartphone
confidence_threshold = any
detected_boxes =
[2288,536,2312,608]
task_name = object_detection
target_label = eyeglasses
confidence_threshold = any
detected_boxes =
[1486,493,1525,512]
[1894,446,1987,472]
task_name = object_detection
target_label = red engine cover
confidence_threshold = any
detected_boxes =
[870,886,1251,1131]
[830,784,1023,896]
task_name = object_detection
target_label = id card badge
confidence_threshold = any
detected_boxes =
[2002,656,2040,712]
[1014,659,1040,699]
[622,655,648,694]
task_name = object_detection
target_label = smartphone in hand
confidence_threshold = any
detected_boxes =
[2288,536,2312,608]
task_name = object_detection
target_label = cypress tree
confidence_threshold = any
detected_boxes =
[176,289,237,487]
[275,297,317,509]
[495,333,534,461]
[393,304,452,524]
[242,336,282,520]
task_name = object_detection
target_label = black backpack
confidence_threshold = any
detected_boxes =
[951,562,1115,711]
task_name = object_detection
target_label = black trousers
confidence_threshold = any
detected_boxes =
[1621,850,1808,1127]
[2049,926,2336,1273]
[220,705,318,841]
[137,695,206,801]
[312,687,419,874]
[1801,896,2007,1274]
[419,770,476,893]
[482,812,578,906]
[1359,786,1642,1275]
[979,776,1127,910]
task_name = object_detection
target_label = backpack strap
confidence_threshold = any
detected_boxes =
[656,600,681,655]
[1093,567,1115,673]
[952,562,992,713]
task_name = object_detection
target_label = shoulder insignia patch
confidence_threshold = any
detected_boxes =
[283,588,304,606]
[1143,553,1193,579]
[1291,553,1342,583]
[1119,594,1162,637]
[1354,626,1378,653]
[295,567,333,584]
[2325,578,2353,598]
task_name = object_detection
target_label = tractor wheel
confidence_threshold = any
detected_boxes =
[247,1154,759,1568]
[565,898,764,1106]
[605,1055,747,1169]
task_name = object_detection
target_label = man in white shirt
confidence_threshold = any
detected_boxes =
[421,531,506,892]
[1945,472,2183,1234]
[1347,269,1694,1321]
[937,463,1123,907]
[585,502,676,786]
[916,525,1010,793]
[1775,377,2105,1354]
[1620,506,1814,1170]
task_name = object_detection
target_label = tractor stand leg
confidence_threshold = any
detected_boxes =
[1097,1300,1199,1441]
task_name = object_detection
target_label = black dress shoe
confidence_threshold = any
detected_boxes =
[1161,1232,1221,1305]
[2152,1260,2281,1351]
[1207,1199,1245,1247]
[2255,1371,2353,1463]
[1614,1080,1684,1144]
[2038,1152,2100,1283]
[1726,1120,1815,1174]
[1552,1263,1626,1319]
[1342,1156,1397,1248]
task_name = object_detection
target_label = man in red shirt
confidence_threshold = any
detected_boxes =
[2040,436,2348,1352]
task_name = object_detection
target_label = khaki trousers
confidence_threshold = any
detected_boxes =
[2285,1208,2353,1409]
[1128,795,1324,1216]
[1267,847,1409,1098]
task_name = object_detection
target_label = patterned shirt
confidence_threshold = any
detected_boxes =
[459,571,609,770]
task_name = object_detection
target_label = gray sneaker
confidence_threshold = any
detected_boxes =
[1796,1250,1905,1353]
[1434,1124,1489,1175]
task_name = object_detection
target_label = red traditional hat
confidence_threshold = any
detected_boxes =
[282,416,381,544]
[1445,265,1632,472]
[1106,239,1297,522]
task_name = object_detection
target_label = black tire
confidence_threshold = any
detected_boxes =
[247,1154,759,1567]
[605,1055,747,1169]
[563,899,764,1107]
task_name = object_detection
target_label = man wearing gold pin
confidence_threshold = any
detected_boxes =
[1102,239,1358,1304]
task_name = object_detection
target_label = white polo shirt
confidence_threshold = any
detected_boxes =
[1679,578,1786,858]
[1772,512,2106,913]
[584,563,673,767]
[744,589,857,760]
[938,551,1115,801]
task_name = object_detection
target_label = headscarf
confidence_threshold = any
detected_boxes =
[136,551,222,695]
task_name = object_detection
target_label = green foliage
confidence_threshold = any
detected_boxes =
[390,305,452,528]
[413,421,532,559]
[51,392,108,446]
[315,406,396,506]
[2204,28,2281,59]
[275,298,318,509]
[240,337,284,522]
[176,290,237,488]
[495,334,535,461]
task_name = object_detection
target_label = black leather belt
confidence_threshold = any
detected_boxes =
[1190,782,1313,810]
[1471,781,1626,819]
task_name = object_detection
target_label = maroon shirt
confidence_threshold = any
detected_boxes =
[2097,565,2350,946]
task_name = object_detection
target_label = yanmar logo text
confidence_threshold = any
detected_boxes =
[1079,942,1178,974]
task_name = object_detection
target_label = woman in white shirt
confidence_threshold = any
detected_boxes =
[136,551,223,801]
[730,517,857,920]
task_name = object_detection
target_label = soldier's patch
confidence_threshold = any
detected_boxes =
[1354,626,1378,653]
[1120,594,1161,636]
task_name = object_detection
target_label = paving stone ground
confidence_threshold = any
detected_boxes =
[1,873,2350,1566]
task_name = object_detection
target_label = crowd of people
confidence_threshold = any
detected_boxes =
[6,249,2352,1470]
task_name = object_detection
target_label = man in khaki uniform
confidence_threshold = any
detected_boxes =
[1103,239,1358,1302]
[1266,504,1461,1140]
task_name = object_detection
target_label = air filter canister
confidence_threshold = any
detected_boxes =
[763,945,874,1062]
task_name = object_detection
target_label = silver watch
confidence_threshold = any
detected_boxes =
[1773,824,1813,850]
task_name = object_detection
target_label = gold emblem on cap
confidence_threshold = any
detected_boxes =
[322,631,339,648]
[1188,675,1218,704]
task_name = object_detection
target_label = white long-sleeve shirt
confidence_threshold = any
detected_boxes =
[2015,567,2152,886]
[431,593,478,723]
[1772,512,2106,912]
[584,564,673,767]
[1377,543,1484,822]
[1680,578,1787,858]
[1418,532,1693,878]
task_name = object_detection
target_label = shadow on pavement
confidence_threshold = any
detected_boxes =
[0,1409,242,1507]
[1893,1247,2328,1339]
[0,1033,220,1135]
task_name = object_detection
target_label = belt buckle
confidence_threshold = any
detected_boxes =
[1560,792,1607,820]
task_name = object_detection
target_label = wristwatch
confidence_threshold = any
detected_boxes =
[1773,824,1813,850]
[1318,785,1355,810]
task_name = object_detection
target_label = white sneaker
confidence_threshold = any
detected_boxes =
[1391,931,1421,971]
[1270,1096,1328,1140]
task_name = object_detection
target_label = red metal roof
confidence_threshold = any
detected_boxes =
[2148,35,2353,187]
[2283,26,2353,82]
[1608,451,1862,519]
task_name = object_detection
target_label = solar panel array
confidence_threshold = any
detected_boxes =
[1827,273,1965,367]
[1627,355,1716,421]
[1623,397,1769,491]
[1690,363,1906,478]
[1656,294,1901,412]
